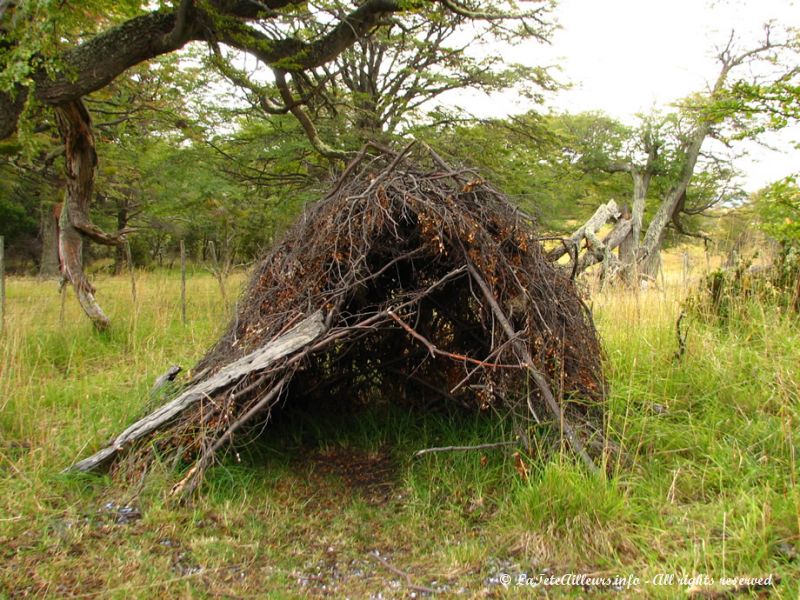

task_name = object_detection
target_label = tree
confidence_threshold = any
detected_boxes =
[209,1,555,166]
[0,0,547,329]
[559,28,800,282]
[755,175,800,248]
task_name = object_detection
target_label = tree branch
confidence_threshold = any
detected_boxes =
[271,70,346,159]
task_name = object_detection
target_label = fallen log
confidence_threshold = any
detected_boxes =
[66,312,325,473]
[548,199,622,262]
[576,217,633,274]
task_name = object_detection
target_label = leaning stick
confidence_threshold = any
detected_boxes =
[465,260,597,473]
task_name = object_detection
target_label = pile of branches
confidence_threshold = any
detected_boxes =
[70,144,606,496]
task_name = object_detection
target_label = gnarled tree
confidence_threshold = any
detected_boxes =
[559,27,799,283]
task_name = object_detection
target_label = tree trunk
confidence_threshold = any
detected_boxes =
[618,170,651,283]
[631,171,649,248]
[617,228,635,281]
[39,202,61,278]
[638,128,706,278]
[54,99,116,331]
[113,199,129,275]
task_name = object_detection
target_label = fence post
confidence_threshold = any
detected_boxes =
[60,281,67,327]
[125,240,137,304]
[682,251,690,290]
[0,235,5,334]
[180,240,187,326]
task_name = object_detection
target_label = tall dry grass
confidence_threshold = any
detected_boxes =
[0,255,797,597]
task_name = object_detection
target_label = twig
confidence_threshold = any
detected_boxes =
[361,140,417,196]
[673,310,688,362]
[387,310,522,369]
[170,374,292,498]
[369,552,438,595]
[414,439,519,458]
[150,365,182,397]
[384,367,472,410]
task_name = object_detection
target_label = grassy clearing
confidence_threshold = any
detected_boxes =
[0,263,798,598]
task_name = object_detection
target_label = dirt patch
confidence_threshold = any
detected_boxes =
[296,445,398,505]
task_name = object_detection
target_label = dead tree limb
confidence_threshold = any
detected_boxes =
[65,312,325,473]
[576,217,633,274]
[414,440,519,458]
[368,552,438,595]
[548,199,622,262]
[387,310,523,369]
[465,260,598,473]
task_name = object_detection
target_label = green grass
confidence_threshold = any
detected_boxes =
[0,268,798,598]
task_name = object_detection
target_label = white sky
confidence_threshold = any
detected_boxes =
[458,0,799,192]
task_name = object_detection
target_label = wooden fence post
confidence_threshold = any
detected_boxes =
[180,240,187,326]
[60,281,67,327]
[0,235,5,334]
[125,240,137,304]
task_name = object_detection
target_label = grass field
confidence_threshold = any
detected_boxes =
[0,260,798,598]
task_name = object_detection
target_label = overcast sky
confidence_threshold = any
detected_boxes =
[460,0,799,192]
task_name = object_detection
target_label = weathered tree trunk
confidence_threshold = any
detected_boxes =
[39,202,61,278]
[617,230,635,279]
[638,128,706,278]
[617,164,653,283]
[631,172,649,247]
[54,99,120,331]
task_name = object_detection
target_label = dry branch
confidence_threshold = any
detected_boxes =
[465,261,597,472]
[414,440,520,458]
[548,199,622,262]
[66,312,325,473]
